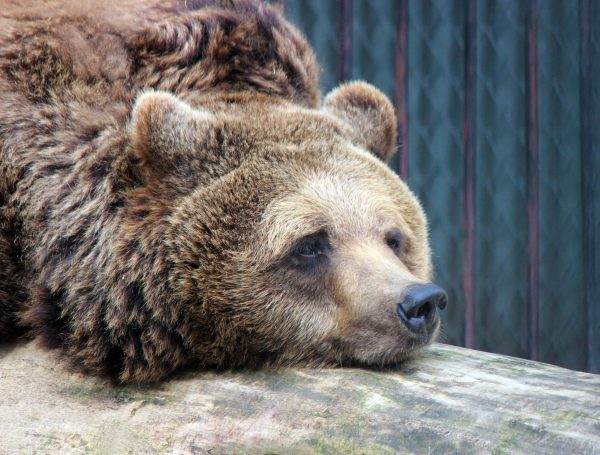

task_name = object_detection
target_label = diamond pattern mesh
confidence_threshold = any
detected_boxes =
[537,1,586,370]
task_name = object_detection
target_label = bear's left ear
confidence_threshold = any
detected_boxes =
[130,90,214,179]
[323,81,397,162]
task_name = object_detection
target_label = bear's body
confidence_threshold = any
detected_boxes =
[0,0,445,382]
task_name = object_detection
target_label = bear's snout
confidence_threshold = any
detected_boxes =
[397,283,447,334]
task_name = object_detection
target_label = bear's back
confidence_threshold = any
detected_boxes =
[0,0,320,344]
[0,0,318,109]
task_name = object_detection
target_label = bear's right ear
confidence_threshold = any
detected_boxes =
[130,90,214,178]
[323,82,397,162]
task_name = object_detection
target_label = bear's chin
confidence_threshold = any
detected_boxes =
[341,319,441,367]
[296,319,440,369]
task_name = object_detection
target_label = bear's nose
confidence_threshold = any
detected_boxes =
[397,283,447,334]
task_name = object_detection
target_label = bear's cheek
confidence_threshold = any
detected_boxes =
[238,268,339,347]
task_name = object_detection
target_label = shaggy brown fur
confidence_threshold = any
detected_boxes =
[0,0,439,382]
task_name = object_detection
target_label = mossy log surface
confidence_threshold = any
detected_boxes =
[1,342,599,454]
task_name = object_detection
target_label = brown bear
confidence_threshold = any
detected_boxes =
[0,0,447,382]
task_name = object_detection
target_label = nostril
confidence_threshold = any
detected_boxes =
[397,283,448,334]
[437,294,448,310]
[416,301,434,319]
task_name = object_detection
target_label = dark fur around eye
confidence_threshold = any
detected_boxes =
[290,231,330,269]
[385,229,403,253]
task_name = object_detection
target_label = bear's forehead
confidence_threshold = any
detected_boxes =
[256,152,417,261]
[208,99,349,147]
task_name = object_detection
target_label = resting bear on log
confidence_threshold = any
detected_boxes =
[0,0,447,382]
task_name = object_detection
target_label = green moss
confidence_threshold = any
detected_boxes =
[33,431,92,454]
[130,396,168,416]
[307,437,390,454]
[60,384,112,400]
[61,383,170,417]
[308,408,334,419]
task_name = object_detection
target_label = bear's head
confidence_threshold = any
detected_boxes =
[128,81,447,369]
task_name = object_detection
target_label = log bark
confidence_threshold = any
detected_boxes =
[1,341,598,454]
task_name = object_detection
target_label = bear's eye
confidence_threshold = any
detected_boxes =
[290,231,330,268]
[385,229,403,254]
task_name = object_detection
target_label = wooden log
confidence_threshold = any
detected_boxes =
[0,341,598,454]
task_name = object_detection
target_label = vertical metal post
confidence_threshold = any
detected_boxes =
[580,0,598,373]
[526,0,540,361]
[340,0,352,82]
[462,0,477,349]
[395,0,409,181]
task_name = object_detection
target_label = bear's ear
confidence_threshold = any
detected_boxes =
[130,90,214,178]
[323,82,397,162]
